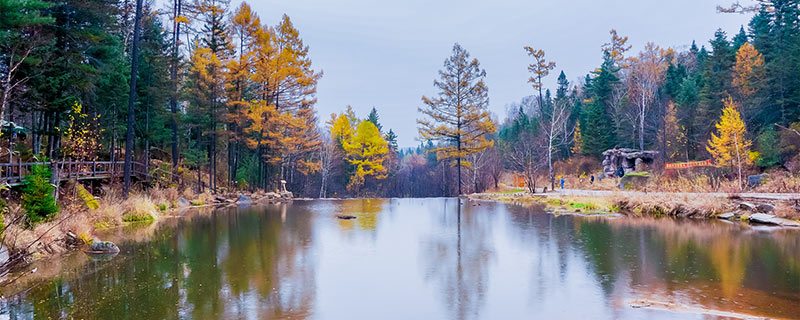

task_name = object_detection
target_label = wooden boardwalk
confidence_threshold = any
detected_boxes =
[0,160,157,187]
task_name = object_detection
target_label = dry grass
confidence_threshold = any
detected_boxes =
[753,171,800,193]
[774,203,800,220]
[612,192,733,218]
[120,195,158,222]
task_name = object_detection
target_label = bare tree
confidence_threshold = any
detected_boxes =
[539,95,573,190]
[0,27,46,126]
[629,43,669,150]
[507,131,548,193]
[318,134,340,198]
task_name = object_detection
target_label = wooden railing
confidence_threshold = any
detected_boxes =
[0,160,162,187]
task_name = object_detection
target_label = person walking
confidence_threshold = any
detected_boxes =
[560,177,565,190]
[590,175,594,185]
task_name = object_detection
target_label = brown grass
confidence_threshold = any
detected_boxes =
[612,192,733,218]
[774,203,800,220]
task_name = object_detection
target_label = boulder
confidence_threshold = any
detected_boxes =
[89,238,120,253]
[756,203,776,213]
[746,213,799,226]
[747,174,769,188]
[237,194,252,204]
[177,197,191,207]
[718,212,736,220]
[738,201,757,211]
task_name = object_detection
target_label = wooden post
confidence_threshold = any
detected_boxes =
[49,160,59,203]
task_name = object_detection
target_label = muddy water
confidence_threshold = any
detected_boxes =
[1,199,798,319]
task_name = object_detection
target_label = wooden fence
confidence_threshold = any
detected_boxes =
[0,160,158,187]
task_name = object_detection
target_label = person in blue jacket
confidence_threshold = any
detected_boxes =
[560,177,565,189]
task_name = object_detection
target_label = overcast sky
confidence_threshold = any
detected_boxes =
[237,0,753,148]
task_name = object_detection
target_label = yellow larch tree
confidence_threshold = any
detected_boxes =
[707,97,752,188]
[418,43,496,195]
[342,120,389,193]
[225,2,261,185]
[732,42,764,125]
[269,15,322,185]
[732,42,765,99]
[663,102,687,161]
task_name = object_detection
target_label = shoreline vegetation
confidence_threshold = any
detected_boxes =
[466,185,800,227]
[0,182,292,286]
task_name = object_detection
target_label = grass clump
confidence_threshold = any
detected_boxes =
[121,195,158,223]
[22,162,59,226]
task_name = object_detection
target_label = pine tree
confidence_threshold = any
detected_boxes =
[384,129,398,152]
[749,0,800,126]
[732,25,749,51]
[0,0,53,124]
[581,51,619,157]
[418,43,496,195]
[367,107,382,133]
[697,29,735,154]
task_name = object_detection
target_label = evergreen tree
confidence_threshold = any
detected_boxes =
[696,29,734,155]
[384,129,398,152]
[732,25,749,51]
[367,107,382,133]
[580,51,619,157]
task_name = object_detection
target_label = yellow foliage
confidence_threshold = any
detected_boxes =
[732,43,764,98]
[343,121,389,191]
[707,98,752,168]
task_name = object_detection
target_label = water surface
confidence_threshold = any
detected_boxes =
[2,199,799,319]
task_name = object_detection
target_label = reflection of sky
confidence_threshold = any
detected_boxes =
[4,199,800,319]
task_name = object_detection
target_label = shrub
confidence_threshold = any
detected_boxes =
[22,163,59,226]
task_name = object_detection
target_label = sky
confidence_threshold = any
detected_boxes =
[235,0,753,148]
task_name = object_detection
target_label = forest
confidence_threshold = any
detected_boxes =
[1,0,800,202]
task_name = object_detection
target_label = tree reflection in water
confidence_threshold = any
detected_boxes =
[420,199,495,320]
[2,199,800,319]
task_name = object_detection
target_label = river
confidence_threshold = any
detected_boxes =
[1,198,799,319]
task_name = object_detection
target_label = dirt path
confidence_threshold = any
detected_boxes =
[543,188,800,201]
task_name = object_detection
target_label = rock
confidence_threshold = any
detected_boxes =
[718,212,736,219]
[738,201,757,211]
[747,173,769,188]
[264,192,278,199]
[756,203,776,213]
[778,219,800,227]
[749,213,800,227]
[214,196,226,203]
[237,194,252,204]
[177,197,191,207]
[618,173,649,190]
[89,238,120,253]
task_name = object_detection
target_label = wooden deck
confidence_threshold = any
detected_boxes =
[0,160,158,187]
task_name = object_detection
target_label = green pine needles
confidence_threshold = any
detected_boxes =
[22,163,59,226]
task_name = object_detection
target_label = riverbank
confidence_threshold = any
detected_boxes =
[466,189,800,227]
[0,183,293,282]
